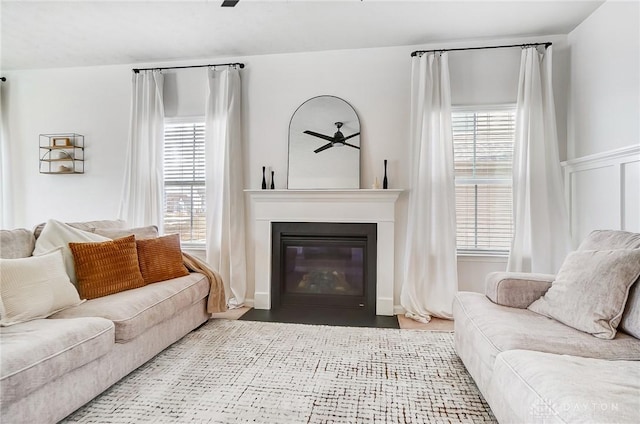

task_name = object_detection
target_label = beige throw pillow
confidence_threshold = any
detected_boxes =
[33,219,110,285]
[577,230,640,339]
[0,249,84,326]
[620,283,640,338]
[528,249,640,339]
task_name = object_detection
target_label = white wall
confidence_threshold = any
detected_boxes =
[5,65,132,226]
[4,34,569,308]
[564,1,640,244]
[567,0,639,159]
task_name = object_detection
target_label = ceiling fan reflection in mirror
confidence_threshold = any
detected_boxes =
[304,122,361,153]
[288,94,360,189]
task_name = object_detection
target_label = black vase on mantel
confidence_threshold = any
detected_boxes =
[383,160,389,189]
[270,171,275,189]
[261,166,267,190]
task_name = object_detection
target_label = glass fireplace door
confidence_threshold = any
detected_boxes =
[271,222,377,312]
[281,239,366,308]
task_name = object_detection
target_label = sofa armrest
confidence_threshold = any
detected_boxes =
[485,272,555,308]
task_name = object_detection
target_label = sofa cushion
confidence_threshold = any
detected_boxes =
[456,292,640,358]
[489,350,640,424]
[453,292,640,392]
[33,219,127,239]
[136,234,190,284]
[94,225,159,240]
[69,235,146,299]
[578,229,640,251]
[528,249,640,339]
[33,219,110,285]
[0,317,114,403]
[0,229,35,259]
[50,273,209,342]
[0,249,84,326]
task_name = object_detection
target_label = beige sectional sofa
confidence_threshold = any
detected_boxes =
[454,230,640,423]
[0,220,213,424]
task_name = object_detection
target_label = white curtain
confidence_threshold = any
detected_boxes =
[401,52,458,322]
[508,46,571,274]
[0,80,13,229]
[118,70,165,232]
[205,67,247,308]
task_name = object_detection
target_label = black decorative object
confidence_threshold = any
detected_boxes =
[383,160,388,189]
[221,0,239,7]
[270,171,275,189]
[262,166,267,189]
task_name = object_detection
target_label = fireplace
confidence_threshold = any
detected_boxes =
[247,189,402,316]
[271,222,376,313]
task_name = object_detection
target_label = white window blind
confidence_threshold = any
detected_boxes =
[163,119,206,246]
[452,106,515,254]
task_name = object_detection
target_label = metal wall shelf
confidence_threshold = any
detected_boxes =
[39,133,84,174]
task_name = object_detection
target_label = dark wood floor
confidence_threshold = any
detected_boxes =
[239,306,399,328]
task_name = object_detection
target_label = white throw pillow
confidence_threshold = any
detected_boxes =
[0,249,84,326]
[33,219,109,285]
[528,249,640,339]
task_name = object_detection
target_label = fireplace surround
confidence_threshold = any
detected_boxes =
[246,189,402,315]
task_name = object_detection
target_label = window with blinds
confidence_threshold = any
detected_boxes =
[452,106,515,254]
[163,119,206,246]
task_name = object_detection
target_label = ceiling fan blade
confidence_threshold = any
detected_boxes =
[303,130,335,142]
[343,132,360,141]
[314,143,334,153]
[344,142,361,150]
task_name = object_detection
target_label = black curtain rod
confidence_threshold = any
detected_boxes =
[132,62,244,73]
[0,77,6,82]
[411,42,552,57]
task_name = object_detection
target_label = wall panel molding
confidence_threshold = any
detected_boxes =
[562,145,640,245]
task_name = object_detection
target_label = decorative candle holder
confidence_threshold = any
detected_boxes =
[261,166,267,189]
[270,171,275,189]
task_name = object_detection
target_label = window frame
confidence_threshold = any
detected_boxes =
[163,116,206,250]
[451,104,516,257]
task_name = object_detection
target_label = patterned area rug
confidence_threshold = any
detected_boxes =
[63,320,496,423]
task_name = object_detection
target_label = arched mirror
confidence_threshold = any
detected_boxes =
[287,95,360,189]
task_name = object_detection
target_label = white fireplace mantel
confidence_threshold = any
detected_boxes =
[246,189,403,316]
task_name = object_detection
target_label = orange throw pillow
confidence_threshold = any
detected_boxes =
[69,235,145,299]
[136,234,190,284]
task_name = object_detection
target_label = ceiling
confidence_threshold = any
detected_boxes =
[1,0,604,71]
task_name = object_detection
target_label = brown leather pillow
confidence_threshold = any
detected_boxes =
[136,234,190,284]
[69,235,145,299]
